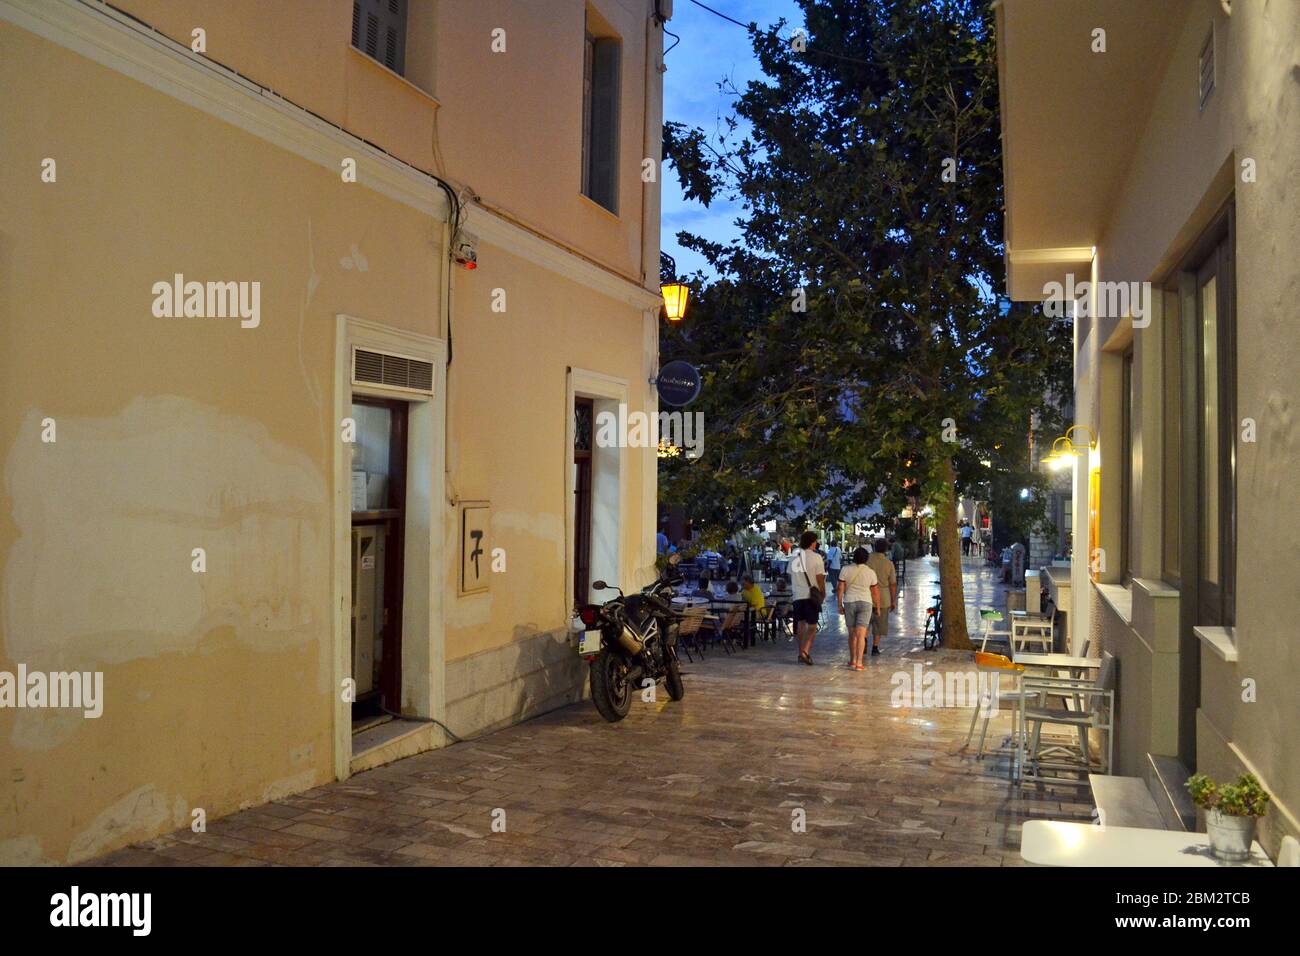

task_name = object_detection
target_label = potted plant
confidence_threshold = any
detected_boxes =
[1186,772,1270,861]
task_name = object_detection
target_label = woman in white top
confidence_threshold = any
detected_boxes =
[836,547,880,670]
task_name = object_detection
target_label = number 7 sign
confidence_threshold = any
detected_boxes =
[460,502,491,595]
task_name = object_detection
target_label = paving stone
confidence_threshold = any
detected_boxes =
[92,558,1062,867]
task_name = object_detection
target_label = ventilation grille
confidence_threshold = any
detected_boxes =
[1198,27,1215,109]
[353,348,434,394]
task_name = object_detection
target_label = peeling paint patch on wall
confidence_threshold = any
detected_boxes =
[3,397,328,672]
[66,783,183,863]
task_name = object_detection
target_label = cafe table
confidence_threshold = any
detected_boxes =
[1021,820,1273,867]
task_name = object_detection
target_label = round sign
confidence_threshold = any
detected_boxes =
[656,361,702,406]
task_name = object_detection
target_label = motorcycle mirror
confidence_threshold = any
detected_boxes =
[592,580,607,591]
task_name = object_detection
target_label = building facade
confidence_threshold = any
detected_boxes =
[0,0,667,863]
[997,0,1299,856]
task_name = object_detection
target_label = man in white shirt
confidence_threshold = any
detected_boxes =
[789,530,826,665]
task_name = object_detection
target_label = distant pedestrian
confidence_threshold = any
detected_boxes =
[789,530,826,665]
[929,530,939,556]
[866,539,898,656]
[890,536,904,571]
[826,540,843,589]
[836,547,880,670]
[960,522,973,556]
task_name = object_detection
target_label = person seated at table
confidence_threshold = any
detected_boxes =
[772,574,792,597]
[740,575,766,611]
[693,575,713,599]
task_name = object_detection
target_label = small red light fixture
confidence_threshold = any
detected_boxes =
[453,235,478,270]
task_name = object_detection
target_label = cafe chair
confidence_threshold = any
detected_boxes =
[963,652,1028,759]
[1020,652,1116,786]
[675,606,708,663]
[703,605,743,655]
[977,607,1012,652]
[1010,602,1055,653]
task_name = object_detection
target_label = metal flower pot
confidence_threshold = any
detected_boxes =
[1206,809,1256,862]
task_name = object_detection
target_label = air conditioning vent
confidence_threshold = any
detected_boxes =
[352,347,435,395]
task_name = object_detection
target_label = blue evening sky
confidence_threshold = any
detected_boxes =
[661,0,803,280]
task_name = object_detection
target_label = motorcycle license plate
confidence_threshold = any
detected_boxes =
[577,631,603,656]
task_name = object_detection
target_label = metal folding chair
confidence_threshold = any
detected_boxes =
[1019,652,1116,786]
[963,652,1029,759]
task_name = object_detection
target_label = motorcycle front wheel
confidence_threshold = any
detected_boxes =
[664,654,685,701]
[590,649,633,722]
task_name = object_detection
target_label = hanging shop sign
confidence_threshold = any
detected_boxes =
[655,361,701,407]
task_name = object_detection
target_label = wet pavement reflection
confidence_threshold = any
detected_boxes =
[96,556,1092,867]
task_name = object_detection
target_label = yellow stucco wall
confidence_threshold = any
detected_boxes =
[0,20,429,862]
[112,0,654,285]
[0,0,657,863]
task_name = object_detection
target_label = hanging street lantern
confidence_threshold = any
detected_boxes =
[659,252,689,323]
[661,280,690,323]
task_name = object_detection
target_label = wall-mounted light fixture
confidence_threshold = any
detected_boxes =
[1040,424,1097,471]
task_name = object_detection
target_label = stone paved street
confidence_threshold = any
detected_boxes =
[94,557,1093,867]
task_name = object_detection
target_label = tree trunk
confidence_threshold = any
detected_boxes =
[935,455,973,649]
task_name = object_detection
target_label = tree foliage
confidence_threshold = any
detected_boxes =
[660,0,1071,645]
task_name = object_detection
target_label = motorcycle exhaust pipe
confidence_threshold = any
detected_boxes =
[616,624,644,656]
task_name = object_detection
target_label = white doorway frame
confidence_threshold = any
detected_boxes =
[332,315,447,780]
[566,368,629,612]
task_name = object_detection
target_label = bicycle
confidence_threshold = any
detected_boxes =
[922,591,943,650]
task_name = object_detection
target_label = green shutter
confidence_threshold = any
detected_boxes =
[587,38,621,212]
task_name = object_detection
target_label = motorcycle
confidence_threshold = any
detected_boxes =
[573,553,686,722]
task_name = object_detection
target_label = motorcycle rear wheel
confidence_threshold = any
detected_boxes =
[664,655,685,701]
[590,650,632,722]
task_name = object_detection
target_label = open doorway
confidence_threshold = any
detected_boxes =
[350,396,408,734]
[573,397,594,604]
[333,316,447,780]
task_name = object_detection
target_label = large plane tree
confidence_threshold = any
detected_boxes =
[661,0,1070,648]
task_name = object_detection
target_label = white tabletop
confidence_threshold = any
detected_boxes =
[671,596,709,606]
[1014,652,1101,669]
[1021,820,1274,867]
